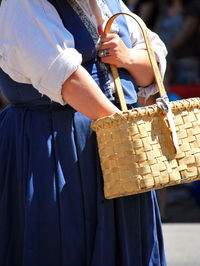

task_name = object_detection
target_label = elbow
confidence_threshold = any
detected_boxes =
[136,75,155,88]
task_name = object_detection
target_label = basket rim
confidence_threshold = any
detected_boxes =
[91,97,200,131]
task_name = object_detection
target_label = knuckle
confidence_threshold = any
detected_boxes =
[113,40,118,47]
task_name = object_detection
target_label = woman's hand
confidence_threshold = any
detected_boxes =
[98,33,154,88]
[98,33,132,68]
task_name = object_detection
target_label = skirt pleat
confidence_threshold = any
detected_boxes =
[0,104,166,266]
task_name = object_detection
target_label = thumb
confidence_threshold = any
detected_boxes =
[98,25,104,35]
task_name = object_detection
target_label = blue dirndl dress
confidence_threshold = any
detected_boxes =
[0,0,166,265]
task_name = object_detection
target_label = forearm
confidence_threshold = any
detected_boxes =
[61,66,119,120]
[124,49,154,87]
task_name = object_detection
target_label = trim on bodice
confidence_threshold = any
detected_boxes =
[66,0,112,89]
[67,0,99,44]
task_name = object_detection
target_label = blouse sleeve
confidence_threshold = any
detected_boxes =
[119,0,168,99]
[0,0,82,105]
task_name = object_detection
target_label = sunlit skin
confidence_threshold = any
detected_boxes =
[62,66,120,120]
[98,33,154,88]
[62,33,155,119]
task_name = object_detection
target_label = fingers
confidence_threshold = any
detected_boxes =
[100,33,117,42]
[100,33,119,49]
[98,49,110,58]
[100,54,113,64]
[98,33,119,58]
[97,33,127,67]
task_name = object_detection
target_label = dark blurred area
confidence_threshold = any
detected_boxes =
[1,0,200,222]
[0,91,9,111]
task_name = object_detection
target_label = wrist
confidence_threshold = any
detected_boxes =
[123,48,135,71]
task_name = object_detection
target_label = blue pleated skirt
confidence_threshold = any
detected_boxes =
[0,103,166,266]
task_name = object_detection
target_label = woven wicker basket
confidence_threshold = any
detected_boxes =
[91,13,200,199]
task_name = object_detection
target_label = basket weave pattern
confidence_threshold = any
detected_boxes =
[92,98,200,199]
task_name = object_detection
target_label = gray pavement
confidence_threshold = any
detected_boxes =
[163,223,200,266]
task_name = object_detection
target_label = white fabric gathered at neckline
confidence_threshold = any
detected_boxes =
[75,0,119,33]
[75,0,110,28]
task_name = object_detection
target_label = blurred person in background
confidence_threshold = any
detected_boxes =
[123,0,138,11]
[155,0,200,85]
[124,0,159,29]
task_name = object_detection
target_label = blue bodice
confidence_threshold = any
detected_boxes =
[0,0,138,106]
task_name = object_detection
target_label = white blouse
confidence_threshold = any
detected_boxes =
[0,0,167,105]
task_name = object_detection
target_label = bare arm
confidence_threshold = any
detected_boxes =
[61,66,120,120]
[123,48,154,87]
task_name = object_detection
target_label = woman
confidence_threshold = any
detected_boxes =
[124,0,159,29]
[155,0,200,84]
[0,0,167,265]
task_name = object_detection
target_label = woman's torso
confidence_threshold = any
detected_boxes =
[0,0,138,107]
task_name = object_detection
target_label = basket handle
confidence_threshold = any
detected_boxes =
[104,12,167,111]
